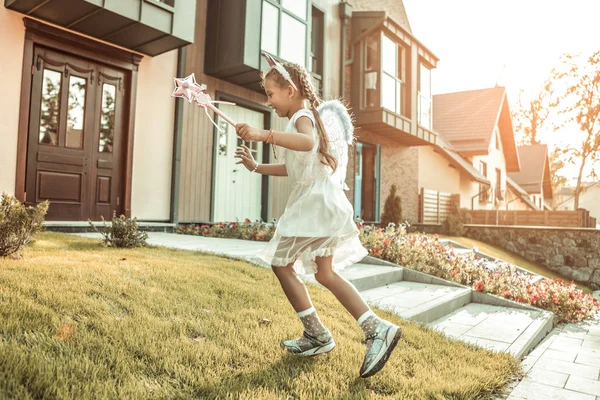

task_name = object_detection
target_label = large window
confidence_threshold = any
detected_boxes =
[261,0,308,67]
[418,62,432,129]
[381,35,404,115]
[310,5,324,95]
[363,33,379,108]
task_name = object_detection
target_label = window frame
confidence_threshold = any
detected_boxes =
[418,60,433,129]
[310,3,325,96]
[261,0,310,68]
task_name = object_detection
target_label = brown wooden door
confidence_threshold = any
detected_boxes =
[26,47,126,221]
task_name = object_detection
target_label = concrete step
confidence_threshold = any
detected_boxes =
[428,302,554,359]
[360,281,472,324]
[340,263,404,291]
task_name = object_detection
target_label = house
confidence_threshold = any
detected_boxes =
[556,182,600,227]
[0,1,196,222]
[414,87,533,218]
[507,144,553,211]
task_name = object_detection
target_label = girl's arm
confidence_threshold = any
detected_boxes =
[255,163,288,176]
[235,145,288,176]
[236,116,315,152]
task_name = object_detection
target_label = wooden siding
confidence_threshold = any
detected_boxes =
[179,0,343,223]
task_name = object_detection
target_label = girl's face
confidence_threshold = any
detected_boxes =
[264,78,292,118]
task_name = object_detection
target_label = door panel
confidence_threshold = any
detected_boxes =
[25,46,126,221]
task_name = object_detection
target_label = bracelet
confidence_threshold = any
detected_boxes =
[251,162,259,173]
[266,128,278,160]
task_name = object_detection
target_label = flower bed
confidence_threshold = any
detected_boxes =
[177,220,599,323]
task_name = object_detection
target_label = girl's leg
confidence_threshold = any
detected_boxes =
[313,256,369,319]
[314,256,401,378]
[272,263,334,356]
[271,262,312,312]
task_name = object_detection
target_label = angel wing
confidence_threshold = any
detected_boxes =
[317,100,354,189]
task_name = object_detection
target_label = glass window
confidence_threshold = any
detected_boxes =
[418,63,432,128]
[261,1,279,56]
[381,35,402,115]
[364,33,379,108]
[281,13,306,66]
[66,76,86,149]
[99,84,116,153]
[419,64,431,98]
[282,0,306,20]
[38,69,62,146]
[381,74,396,112]
[261,0,307,67]
[382,36,397,76]
[310,6,324,75]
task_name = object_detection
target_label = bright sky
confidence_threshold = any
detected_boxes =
[403,0,600,181]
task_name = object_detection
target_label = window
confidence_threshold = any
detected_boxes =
[156,0,174,7]
[363,32,379,108]
[261,0,308,67]
[495,168,503,201]
[418,62,432,129]
[310,5,324,95]
[479,162,488,202]
[381,35,404,115]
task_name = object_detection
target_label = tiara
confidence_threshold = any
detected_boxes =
[262,52,298,91]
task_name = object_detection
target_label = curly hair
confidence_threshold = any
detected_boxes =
[262,62,338,172]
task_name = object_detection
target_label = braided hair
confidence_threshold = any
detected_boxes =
[262,62,338,172]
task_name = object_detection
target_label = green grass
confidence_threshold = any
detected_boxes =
[439,235,593,294]
[0,232,521,399]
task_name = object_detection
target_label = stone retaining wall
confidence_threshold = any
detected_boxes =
[465,225,600,290]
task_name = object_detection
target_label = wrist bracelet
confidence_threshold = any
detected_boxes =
[252,163,259,173]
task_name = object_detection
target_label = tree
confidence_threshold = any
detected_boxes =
[511,80,554,146]
[380,184,402,228]
[548,148,568,209]
[552,51,600,209]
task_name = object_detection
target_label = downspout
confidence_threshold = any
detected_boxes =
[170,46,187,226]
[339,1,352,99]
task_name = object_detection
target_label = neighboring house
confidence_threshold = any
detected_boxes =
[556,182,600,226]
[418,87,525,212]
[507,145,553,211]
[0,1,196,221]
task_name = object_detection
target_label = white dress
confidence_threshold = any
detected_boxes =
[257,108,368,274]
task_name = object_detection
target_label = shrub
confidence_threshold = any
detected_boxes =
[443,205,469,236]
[0,193,49,257]
[380,184,402,228]
[176,218,275,242]
[89,212,148,248]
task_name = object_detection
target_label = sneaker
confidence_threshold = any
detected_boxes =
[359,320,402,378]
[281,330,335,357]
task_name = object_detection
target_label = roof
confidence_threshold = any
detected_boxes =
[506,176,539,210]
[433,139,491,185]
[351,0,413,33]
[507,145,553,199]
[432,87,520,172]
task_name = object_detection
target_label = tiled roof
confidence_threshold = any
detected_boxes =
[432,87,505,152]
[507,145,552,198]
[433,138,490,186]
[350,0,412,33]
[506,176,538,210]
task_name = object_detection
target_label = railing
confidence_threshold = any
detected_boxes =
[418,188,459,224]
[467,209,597,228]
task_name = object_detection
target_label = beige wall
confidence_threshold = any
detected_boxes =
[131,50,178,220]
[418,146,460,194]
[558,186,600,223]
[0,8,25,196]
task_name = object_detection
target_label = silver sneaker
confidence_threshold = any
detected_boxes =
[281,330,335,357]
[359,320,402,378]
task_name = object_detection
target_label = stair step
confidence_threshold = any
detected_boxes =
[360,281,472,324]
[341,263,403,291]
[428,303,554,358]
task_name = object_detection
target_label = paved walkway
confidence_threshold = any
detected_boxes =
[75,232,600,398]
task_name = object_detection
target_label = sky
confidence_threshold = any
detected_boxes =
[402,0,600,181]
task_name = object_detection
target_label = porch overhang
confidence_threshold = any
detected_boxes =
[356,109,437,146]
[433,145,490,185]
[4,0,196,56]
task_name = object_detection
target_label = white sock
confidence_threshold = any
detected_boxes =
[297,306,327,336]
[357,310,380,337]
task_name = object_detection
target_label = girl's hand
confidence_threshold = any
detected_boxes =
[236,123,267,142]
[235,145,258,172]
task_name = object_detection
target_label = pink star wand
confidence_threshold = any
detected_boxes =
[171,73,236,131]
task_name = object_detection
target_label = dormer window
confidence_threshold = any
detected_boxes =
[261,0,308,67]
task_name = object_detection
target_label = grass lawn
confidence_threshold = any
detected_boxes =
[440,235,593,294]
[0,232,521,399]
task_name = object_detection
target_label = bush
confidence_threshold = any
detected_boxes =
[0,193,49,257]
[359,224,599,323]
[89,212,148,248]
[176,218,275,242]
[380,184,402,228]
[443,205,469,236]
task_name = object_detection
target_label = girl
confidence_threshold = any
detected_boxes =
[234,55,401,378]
